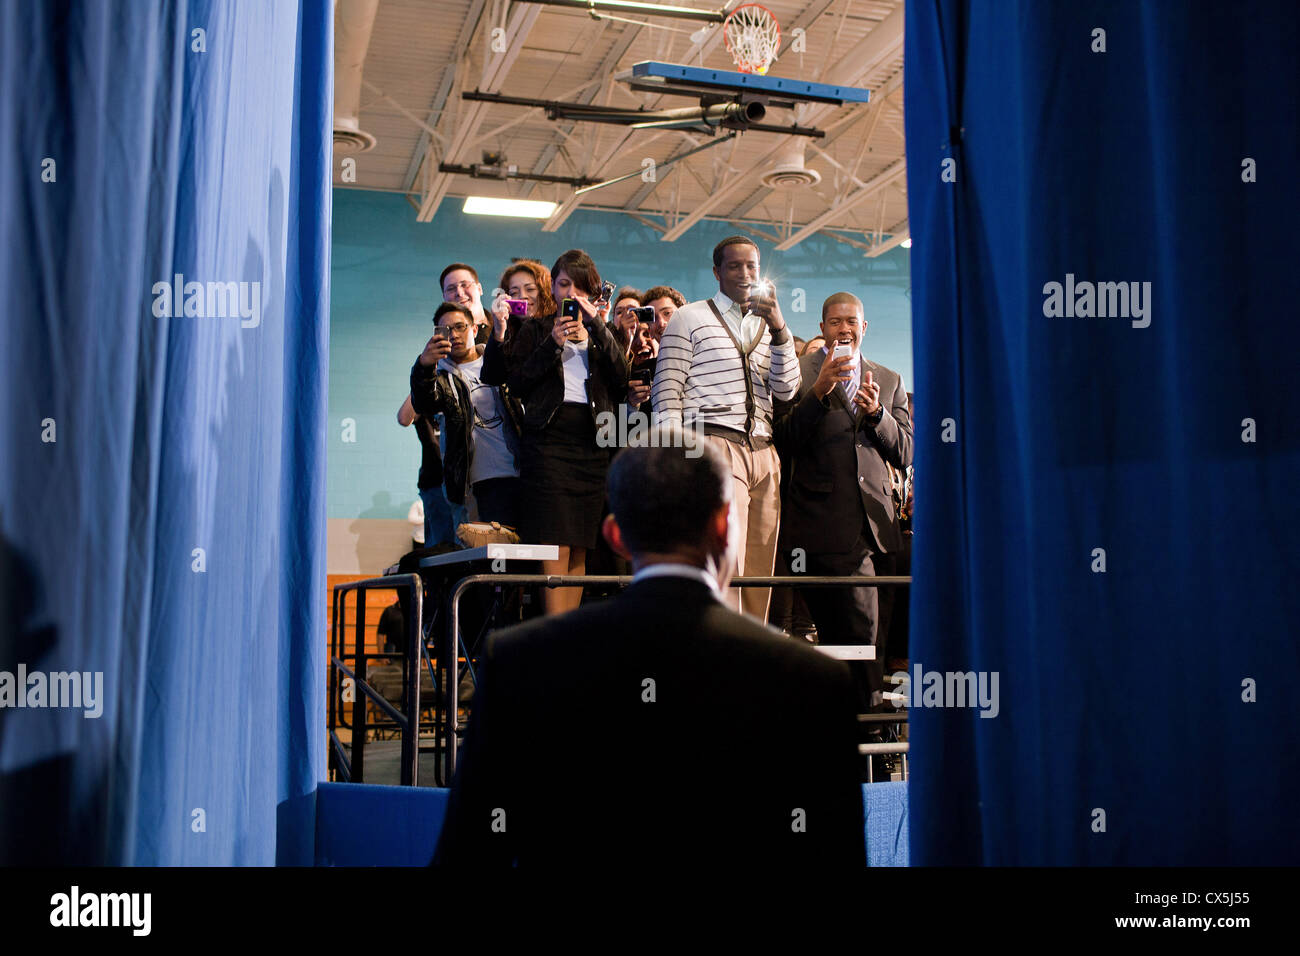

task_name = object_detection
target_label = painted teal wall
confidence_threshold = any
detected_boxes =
[329,188,912,520]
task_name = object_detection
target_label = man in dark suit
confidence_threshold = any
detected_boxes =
[774,292,913,709]
[432,432,865,867]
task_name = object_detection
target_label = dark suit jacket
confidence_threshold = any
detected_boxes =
[432,575,865,868]
[774,351,912,556]
[480,312,629,433]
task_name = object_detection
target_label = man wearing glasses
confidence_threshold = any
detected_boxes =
[440,262,491,345]
[411,302,522,529]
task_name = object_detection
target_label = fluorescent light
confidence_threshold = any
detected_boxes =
[900,237,912,248]
[463,196,558,219]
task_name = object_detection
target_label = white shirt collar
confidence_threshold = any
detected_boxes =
[631,562,721,598]
[711,289,764,346]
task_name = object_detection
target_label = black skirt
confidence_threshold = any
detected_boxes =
[518,404,611,549]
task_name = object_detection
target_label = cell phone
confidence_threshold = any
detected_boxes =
[506,298,529,316]
[629,363,655,385]
[432,327,449,341]
[560,298,582,321]
[631,305,655,324]
[598,280,616,303]
[832,343,854,362]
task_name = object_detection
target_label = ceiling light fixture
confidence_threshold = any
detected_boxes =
[463,197,558,219]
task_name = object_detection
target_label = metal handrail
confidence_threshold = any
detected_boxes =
[861,742,909,782]
[329,573,423,786]
[444,573,912,778]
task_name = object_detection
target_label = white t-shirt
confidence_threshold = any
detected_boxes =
[561,336,591,404]
[440,353,517,484]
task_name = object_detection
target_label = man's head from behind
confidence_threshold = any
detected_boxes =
[603,434,737,586]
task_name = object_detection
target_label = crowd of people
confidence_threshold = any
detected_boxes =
[396,237,914,699]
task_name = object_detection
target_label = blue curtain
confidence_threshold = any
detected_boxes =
[0,1,331,865]
[904,0,1300,864]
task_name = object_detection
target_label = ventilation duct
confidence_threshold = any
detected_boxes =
[334,0,379,154]
[760,138,821,189]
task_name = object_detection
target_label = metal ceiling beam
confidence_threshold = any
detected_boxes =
[618,0,837,213]
[417,2,543,221]
[863,218,909,257]
[657,0,903,241]
[520,20,649,197]
[727,65,900,220]
[537,4,739,230]
[527,0,726,22]
[774,156,905,249]
[400,0,491,194]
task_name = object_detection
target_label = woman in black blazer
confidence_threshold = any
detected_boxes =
[482,249,629,615]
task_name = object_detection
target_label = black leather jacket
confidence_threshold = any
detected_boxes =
[409,355,523,505]
[481,312,629,433]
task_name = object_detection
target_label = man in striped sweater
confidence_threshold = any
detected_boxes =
[651,236,801,620]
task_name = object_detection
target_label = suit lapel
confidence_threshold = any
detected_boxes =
[829,383,854,417]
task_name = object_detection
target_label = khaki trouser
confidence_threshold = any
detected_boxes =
[706,435,781,622]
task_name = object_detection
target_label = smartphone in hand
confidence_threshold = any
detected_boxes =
[831,342,854,363]
[559,298,583,339]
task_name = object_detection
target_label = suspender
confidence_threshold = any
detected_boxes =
[706,299,761,440]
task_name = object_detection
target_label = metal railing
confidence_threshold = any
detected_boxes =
[859,713,910,782]
[329,574,423,786]
[443,573,912,778]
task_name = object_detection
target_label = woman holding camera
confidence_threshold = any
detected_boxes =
[489,258,556,349]
[482,249,629,615]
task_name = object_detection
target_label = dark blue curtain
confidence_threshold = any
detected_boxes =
[904,0,1300,864]
[0,1,331,865]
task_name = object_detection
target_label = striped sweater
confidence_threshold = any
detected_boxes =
[651,294,801,440]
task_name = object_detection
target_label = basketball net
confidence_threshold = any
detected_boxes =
[723,3,781,75]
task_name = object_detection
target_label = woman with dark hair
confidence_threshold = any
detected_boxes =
[482,249,629,615]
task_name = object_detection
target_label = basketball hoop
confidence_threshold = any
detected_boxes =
[723,3,781,75]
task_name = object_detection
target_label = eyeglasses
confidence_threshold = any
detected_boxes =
[439,322,471,334]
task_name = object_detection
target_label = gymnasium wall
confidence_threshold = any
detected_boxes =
[328,187,912,572]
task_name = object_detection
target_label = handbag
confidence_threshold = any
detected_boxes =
[456,521,521,549]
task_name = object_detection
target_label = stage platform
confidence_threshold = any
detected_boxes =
[293,780,909,867]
